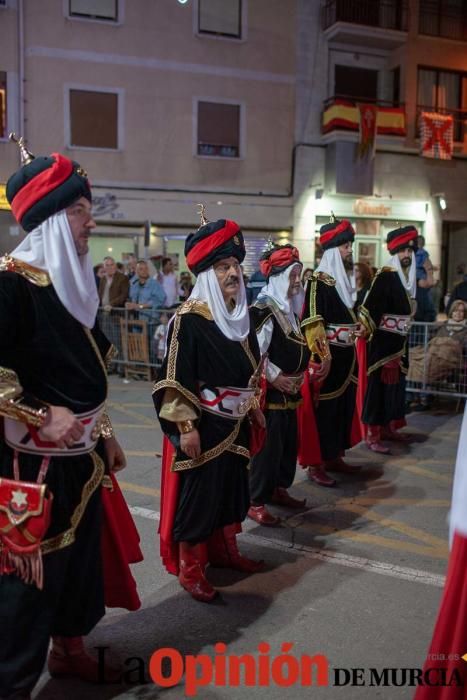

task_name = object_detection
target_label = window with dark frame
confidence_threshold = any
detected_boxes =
[0,72,6,139]
[69,0,118,22]
[417,66,465,141]
[69,89,119,149]
[197,101,240,158]
[198,0,242,39]
[334,65,378,102]
[419,0,467,41]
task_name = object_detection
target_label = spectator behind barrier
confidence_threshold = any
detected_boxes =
[408,300,467,402]
[246,269,266,305]
[99,256,130,310]
[447,265,467,314]
[354,262,373,311]
[126,260,167,323]
[157,256,178,307]
[178,271,193,301]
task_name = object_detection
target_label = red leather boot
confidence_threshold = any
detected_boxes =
[324,457,361,474]
[208,524,264,573]
[307,466,336,487]
[366,425,390,454]
[48,636,121,683]
[179,541,217,602]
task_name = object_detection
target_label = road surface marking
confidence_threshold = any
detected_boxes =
[119,481,160,497]
[127,506,446,587]
[336,503,448,551]
[108,401,155,425]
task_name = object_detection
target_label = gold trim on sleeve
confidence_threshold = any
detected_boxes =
[152,379,200,411]
[104,344,118,369]
[172,420,243,471]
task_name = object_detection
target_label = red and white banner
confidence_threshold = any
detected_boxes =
[420,112,454,160]
[357,103,377,159]
[414,406,467,699]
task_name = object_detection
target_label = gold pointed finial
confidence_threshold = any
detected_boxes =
[9,133,35,166]
[265,235,275,252]
[197,203,209,228]
[329,211,336,223]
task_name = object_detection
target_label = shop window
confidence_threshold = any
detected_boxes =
[334,66,378,102]
[198,0,242,39]
[69,89,119,149]
[0,72,6,139]
[419,0,467,41]
[197,101,241,158]
[69,0,119,22]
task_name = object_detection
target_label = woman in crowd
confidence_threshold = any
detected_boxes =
[408,300,467,409]
[354,262,373,310]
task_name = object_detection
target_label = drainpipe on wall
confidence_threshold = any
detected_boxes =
[17,0,25,146]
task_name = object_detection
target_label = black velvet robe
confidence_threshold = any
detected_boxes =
[301,273,357,461]
[0,263,110,696]
[359,267,413,426]
[153,302,260,542]
[249,301,311,503]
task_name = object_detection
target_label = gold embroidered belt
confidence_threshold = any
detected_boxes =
[199,384,258,420]
[4,403,105,456]
[326,324,359,346]
[379,314,412,336]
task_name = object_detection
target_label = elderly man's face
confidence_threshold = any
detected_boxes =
[288,264,303,297]
[103,258,117,276]
[213,257,241,303]
[66,197,96,257]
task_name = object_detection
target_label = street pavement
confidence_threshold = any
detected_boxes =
[33,378,465,699]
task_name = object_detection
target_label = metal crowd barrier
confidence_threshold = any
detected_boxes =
[98,311,467,399]
[97,306,176,381]
[406,321,467,399]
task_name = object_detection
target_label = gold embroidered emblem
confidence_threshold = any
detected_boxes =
[233,235,240,245]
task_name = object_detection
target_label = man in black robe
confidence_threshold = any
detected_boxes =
[153,217,265,603]
[359,226,417,453]
[301,218,361,486]
[0,137,127,698]
[248,244,311,526]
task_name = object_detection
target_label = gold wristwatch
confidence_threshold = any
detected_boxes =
[177,419,195,434]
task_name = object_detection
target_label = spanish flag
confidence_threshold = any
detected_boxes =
[414,408,467,698]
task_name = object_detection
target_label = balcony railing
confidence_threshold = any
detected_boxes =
[322,96,406,136]
[417,105,467,144]
[419,1,467,41]
[322,0,409,32]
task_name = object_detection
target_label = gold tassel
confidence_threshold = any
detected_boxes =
[1,548,44,590]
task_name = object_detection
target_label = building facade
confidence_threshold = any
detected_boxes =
[0,0,296,274]
[294,0,467,294]
[1,0,466,292]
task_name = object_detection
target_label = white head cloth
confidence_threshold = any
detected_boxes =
[316,247,356,309]
[10,211,99,328]
[386,250,417,299]
[256,264,304,332]
[189,266,250,342]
